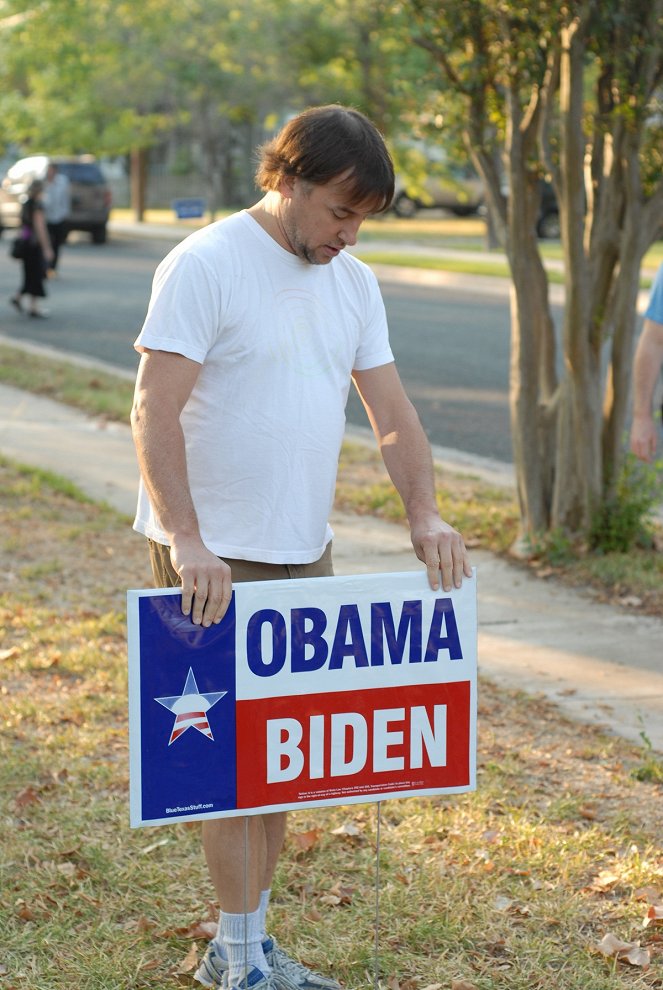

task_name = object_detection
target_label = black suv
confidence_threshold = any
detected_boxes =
[0,154,111,243]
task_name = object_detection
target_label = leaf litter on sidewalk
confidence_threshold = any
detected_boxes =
[1,459,662,990]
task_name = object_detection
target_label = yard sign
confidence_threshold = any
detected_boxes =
[127,569,477,827]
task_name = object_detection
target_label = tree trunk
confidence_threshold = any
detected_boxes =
[550,16,602,533]
[504,97,554,538]
[130,147,147,223]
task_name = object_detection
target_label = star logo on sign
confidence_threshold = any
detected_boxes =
[155,667,226,746]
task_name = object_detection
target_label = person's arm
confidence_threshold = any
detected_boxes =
[33,206,54,264]
[630,318,663,462]
[353,362,472,592]
[131,348,232,625]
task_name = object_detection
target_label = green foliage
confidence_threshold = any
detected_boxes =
[589,453,663,554]
[527,527,575,566]
[631,728,663,784]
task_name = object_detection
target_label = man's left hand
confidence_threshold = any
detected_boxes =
[411,516,472,592]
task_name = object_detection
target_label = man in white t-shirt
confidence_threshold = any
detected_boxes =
[131,105,472,990]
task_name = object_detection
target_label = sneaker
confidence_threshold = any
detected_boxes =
[194,941,228,988]
[264,937,340,990]
[229,966,274,990]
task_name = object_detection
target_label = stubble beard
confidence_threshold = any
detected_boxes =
[280,213,329,266]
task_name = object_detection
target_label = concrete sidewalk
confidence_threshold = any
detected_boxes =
[1,380,661,754]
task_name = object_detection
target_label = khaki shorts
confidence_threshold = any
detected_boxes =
[147,539,334,588]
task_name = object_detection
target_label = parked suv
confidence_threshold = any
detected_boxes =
[0,154,111,243]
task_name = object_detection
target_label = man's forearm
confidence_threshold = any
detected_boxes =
[376,402,439,522]
[131,405,201,545]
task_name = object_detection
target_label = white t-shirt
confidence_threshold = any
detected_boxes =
[133,210,394,563]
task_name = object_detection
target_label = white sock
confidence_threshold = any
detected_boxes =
[213,911,228,958]
[221,908,269,985]
[259,889,271,943]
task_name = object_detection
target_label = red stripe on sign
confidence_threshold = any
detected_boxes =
[176,711,206,722]
[236,681,471,809]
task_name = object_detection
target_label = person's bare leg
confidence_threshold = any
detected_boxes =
[262,812,287,890]
[202,815,267,913]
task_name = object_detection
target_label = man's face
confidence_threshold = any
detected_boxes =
[279,173,379,266]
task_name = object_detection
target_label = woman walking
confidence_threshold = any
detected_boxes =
[10,179,54,318]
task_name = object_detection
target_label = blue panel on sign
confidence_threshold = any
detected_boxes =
[136,593,238,823]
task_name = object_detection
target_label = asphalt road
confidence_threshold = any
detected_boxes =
[0,231,518,462]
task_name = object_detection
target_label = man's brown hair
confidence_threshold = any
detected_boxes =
[256,105,394,213]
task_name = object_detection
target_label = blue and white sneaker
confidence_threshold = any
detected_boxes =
[229,966,274,990]
[194,941,228,988]
[264,937,341,990]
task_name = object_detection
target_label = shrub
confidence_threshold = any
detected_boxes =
[590,453,662,554]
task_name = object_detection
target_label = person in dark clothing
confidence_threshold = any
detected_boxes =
[10,179,54,318]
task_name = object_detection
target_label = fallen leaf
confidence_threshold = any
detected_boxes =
[139,959,161,971]
[328,881,354,904]
[451,982,478,990]
[617,594,643,608]
[15,902,36,921]
[178,920,217,940]
[590,870,620,892]
[330,822,362,836]
[304,906,322,922]
[0,647,20,661]
[595,933,650,968]
[634,886,662,904]
[14,786,41,810]
[124,915,156,933]
[56,862,77,878]
[290,828,322,852]
[644,905,663,928]
[142,838,170,855]
[173,942,199,975]
[318,895,342,907]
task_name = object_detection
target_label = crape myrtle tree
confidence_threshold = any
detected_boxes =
[406,0,663,547]
[0,0,177,160]
[0,0,288,214]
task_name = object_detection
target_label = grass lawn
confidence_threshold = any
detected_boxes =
[0,341,661,615]
[109,208,663,279]
[1,459,662,990]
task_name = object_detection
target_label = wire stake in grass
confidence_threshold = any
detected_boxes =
[374,800,382,990]
[244,815,249,980]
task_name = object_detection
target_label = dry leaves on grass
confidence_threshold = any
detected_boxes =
[595,933,651,968]
[3,461,663,990]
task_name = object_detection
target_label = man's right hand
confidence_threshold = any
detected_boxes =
[169,535,233,626]
[630,414,658,463]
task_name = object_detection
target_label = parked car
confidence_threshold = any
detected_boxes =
[0,154,111,243]
[392,165,484,218]
[536,180,560,239]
